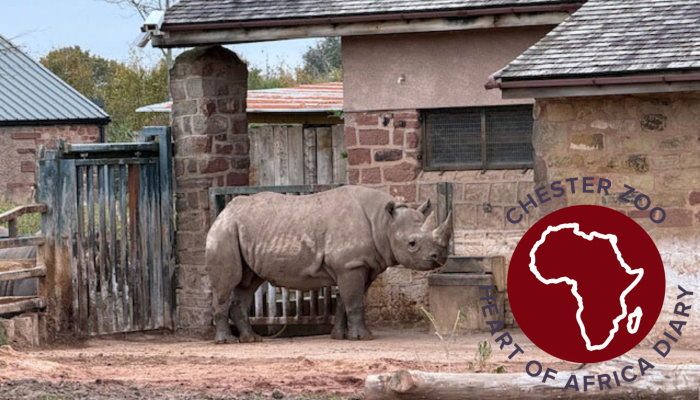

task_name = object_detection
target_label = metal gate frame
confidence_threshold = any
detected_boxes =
[37,127,175,337]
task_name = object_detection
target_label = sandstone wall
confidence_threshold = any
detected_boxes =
[0,125,101,203]
[533,94,700,349]
[170,46,249,330]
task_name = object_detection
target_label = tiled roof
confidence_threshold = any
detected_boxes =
[0,35,110,125]
[500,0,700,80]
[163,0,580,26]
[137,82,343,113]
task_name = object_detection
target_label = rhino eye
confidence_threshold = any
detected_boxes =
[408,240,417,249]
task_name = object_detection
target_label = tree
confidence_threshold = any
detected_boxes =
[40,47,118,102]
[298,37,342,83]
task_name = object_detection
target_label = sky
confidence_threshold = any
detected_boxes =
[0,0,318,69]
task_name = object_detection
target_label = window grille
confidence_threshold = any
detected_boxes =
[423,105,534,170]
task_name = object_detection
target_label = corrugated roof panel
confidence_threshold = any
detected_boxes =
[0,34,110,124]
[137,82,344,113]
[163,0,581,26]
[500,0,700,79]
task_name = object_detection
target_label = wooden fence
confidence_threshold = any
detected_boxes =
[250,125,347,186]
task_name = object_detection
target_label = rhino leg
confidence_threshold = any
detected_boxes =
[206,225,244,344]
[229,270,264,343]
[330,296,347,340]
[337,269,373,341]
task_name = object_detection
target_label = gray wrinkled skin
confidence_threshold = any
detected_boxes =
[205,185,453,344]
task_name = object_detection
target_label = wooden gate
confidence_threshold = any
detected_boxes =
[37,127,175,337]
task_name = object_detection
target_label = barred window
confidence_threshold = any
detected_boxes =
[422,105,534,170]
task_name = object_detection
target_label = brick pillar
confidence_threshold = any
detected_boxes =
[344,111,422,203]
[170,46,249,330]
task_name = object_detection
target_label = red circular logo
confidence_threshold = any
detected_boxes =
[508,205,665,363]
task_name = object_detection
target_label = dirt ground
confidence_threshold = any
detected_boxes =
[1,329,699,400]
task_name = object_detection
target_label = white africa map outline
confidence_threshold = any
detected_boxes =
[529,223,644,351]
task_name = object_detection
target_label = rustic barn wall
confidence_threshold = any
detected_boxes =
[170,46,249,330]
[533,94,700,348]
[344,111,534,326]
[0,125,100,203]
[248,125,347,186]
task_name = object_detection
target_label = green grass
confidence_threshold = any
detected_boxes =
[0,202,42,236]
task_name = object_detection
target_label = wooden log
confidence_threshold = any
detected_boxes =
[492,256,508,293]
[0,266,46,282]
[0,204,48,225]
[0,259,35,273]
[364,358,700,400]
[0,297,45,316]
[0,236,45,250]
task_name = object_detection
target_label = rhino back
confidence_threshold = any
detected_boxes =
[216,186,395,289]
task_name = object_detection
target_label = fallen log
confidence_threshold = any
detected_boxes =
[365,357,700,399]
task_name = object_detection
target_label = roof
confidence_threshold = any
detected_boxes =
[499,0,700,80]
[162,0,582,27]
[0,35,110,125]
[137,82,343,113]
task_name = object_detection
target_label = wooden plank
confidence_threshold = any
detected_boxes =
[65,142,158,155]
[0,266,47,282]
[99,165,110,333]
[295,290,303,317]
[86,166,99,335]
[119,165,131,331]
[150,164,165,329]
[129,165,142,330]
[139,164,152,329]
[258,125,276,186]
[59,158,80,337]
[303,127,317,184]
[316,127,333,185]
[309,290,318,317]
[0,236,45,250]
[331,125,348,184]
[76,166,89,336]
[273,126,290,186]
[75,158,158,166]
[248,126,262,186]
[108,165,121,332]
[0,259,35,273]
[287,126,305,185]
[0,204,48,225]
[7,220,17,238]
[266,283,276,317]
[155,127,175,330]
[0,297,45,316]
[254,286,263,318]
[324,287,333,317]
[281,288,290,317]
[249,315,333,326]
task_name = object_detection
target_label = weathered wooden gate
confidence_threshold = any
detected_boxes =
[37,127,175,337]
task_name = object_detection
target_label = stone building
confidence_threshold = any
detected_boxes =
[143,0,698,344]
[488,0,700,346]
[145,0,581,329]
[0,34,109,203]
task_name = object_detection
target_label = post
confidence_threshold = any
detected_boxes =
[170,46,249,330]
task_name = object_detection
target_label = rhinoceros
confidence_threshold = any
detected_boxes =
[205,185,452,344]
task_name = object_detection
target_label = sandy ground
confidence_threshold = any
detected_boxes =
[1,329,699,399]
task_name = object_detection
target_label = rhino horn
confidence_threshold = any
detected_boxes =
[421,211,438,232]
[432,212,453,246]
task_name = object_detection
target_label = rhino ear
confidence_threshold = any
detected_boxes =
[417,199,431,216]
[385,201,396,218]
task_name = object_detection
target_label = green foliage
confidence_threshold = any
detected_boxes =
[41,47,169,143]
[247,37,343,90]
[0,203,42,236]
[298,37,342,83]
[475,340,492,369]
